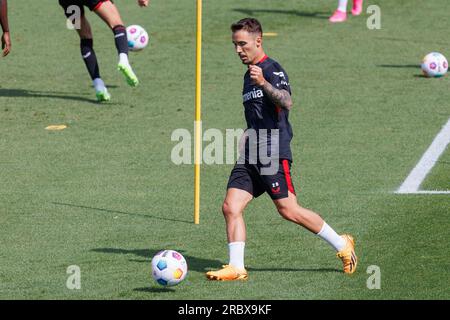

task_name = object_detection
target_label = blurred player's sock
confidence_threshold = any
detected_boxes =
[205,242,247,281]
[119,53,129,66]
[95,88,111,102]
[228,241,245,270]
[113,25,129,57]
[337,0,348,12]
[317,222,346,251]
[352,0,363,16]
[93,78,110,102]
[93,78,106,92]
[80,38,100,80]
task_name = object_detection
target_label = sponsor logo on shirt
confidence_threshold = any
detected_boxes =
[273,72,290,87]
[243,88,264,102]
[273,71,285,78]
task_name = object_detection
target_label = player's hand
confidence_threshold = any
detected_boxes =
[1,32,11,57]
[138,0,149,7]
[248,65,265,87]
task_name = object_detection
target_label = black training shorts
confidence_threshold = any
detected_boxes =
[59,0,113,17]
[227,159,297,200]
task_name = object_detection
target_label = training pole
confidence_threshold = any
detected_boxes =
[194,0,202,224]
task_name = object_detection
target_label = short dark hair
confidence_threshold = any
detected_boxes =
[231,18,263,36]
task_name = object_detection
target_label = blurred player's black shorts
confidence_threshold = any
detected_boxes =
[59,0,114,17]
[227,159,297,200]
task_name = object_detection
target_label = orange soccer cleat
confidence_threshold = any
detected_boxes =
[336,234,358,274]
[206,265,248,281]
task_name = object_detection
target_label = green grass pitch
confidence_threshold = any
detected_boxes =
[422,147,450,191]
[0,0,449,299]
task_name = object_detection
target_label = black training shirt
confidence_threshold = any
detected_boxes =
[242,55,293,163]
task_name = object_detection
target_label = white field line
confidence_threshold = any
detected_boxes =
[405,190,450,194]
[396,118,450,194]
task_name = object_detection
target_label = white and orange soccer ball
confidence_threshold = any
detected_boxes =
[151,250,188,286]
[126,25,149,52]
[421,52,448,77]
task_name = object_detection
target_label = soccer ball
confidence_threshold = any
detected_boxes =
[151,250,188,286]
[127,25,149,52]
[421,52,448,77]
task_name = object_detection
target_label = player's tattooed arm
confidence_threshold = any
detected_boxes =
[261,81,293,110]
[249,65,292,110]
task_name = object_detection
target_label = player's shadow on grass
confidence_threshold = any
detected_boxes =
[91,247,340,274]
[232,8,329,19]
[377,64,420,69]
[96,247,221,294]
[374,36,450,46]
[247,267,340,273]
[133,287,176,293]
[52,202,192,224]
[0,88,118,104]
[377,64,428,78]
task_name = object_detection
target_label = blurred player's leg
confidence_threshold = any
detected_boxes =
[206,188,252,281]
[329,0,348,23]
[1,0,11,56]
[77,15,110,102]
[273,192,357,274]
[351,0,363,16]
[94,1,139,87]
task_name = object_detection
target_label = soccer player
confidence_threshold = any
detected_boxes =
[59,0,149,102]
[329,0,363,23]
[206,18,358,281]
[0,0,11,57]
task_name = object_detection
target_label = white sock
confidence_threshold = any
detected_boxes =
[317,222,346,252]
[228,242,245,270]
[337,0,348,12]
[119,53,130,66]
[93,78,106,92]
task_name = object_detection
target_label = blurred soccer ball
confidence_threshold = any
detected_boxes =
[151,250,188,286]
[127,25,149,52]
[421,52,448,77]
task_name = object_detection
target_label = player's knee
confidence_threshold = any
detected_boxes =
[222,201,240,218]
[277,204,300,222]
[276,205,290,219]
